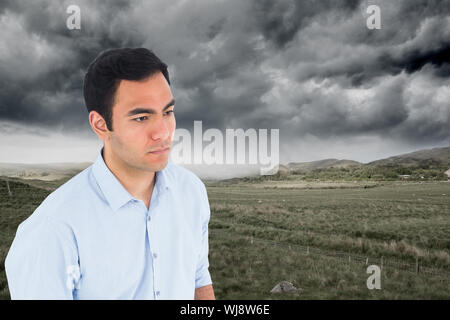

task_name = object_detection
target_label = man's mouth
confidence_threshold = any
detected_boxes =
[148,147,170,154]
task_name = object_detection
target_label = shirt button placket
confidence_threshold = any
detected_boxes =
[148,218,157,299]
[152,251,159,298]
[149,196,163,300]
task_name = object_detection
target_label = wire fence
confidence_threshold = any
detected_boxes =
[210,228,450,282]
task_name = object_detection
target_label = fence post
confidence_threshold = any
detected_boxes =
[380,256,384,272]
[307,246,309,255]
[6,178,13,197]
[415,256,419,274]
[366,257,369,265]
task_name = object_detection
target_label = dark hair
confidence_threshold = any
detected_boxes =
[83,47,170,131]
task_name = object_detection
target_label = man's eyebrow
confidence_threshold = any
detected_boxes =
[126,99,175,117]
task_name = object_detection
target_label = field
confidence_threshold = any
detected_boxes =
[0,177,449,299]
[206,179,450,299]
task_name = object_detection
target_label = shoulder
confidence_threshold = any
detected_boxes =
[162,162,210,216]
[20,166,93,229]
[162,162,206,192]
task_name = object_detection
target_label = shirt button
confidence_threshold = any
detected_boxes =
[147,216,151,222]
[153,253,158,259]
[156,291,160,296]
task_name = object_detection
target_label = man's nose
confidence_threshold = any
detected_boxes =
[151,116,170,141]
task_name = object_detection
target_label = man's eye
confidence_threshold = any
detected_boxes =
[165,110,175,116]
[134,116,148,122]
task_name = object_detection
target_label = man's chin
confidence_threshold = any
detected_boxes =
[144,151,171,170]
[154,160,169,172]
[144,158,169,172]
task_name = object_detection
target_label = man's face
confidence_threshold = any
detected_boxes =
[107,71,175,173]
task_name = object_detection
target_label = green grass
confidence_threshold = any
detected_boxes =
[206,180,450,299]
[0,177,449,299]
[209,231,450,299]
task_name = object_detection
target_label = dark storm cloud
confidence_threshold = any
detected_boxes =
[0,0,137,131]
[275,0,450,85]
[391,45,450,76]
[251,0,361,49]
[0,0,449,154]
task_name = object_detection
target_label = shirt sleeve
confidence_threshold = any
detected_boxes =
[195,182,213,289]
[5,215,80,299]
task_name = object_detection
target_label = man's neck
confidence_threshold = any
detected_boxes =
[102,146,156,209]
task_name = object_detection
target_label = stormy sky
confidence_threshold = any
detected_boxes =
[0,0,449,173]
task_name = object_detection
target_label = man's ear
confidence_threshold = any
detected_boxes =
[89,111,110,142]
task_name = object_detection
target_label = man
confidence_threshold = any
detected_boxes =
[5,48,215,300]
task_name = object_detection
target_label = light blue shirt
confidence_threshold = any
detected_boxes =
[5,147,212,299]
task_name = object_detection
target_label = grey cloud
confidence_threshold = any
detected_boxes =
[0,0,449,164]
[251,0,361,49]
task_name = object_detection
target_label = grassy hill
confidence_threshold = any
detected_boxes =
[284,147,450,172]
[286,159,361,173]
[261,146,450,182]
[0,162,91,181]
[367,146,450,167]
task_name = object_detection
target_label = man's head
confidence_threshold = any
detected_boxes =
[84,48,175,172]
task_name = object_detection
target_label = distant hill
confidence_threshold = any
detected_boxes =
[367,146,450,167]
[0,162,92,181]
[286,159,361,172]
[284,146,450,172]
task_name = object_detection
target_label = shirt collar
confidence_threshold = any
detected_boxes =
[92,147,170,213]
